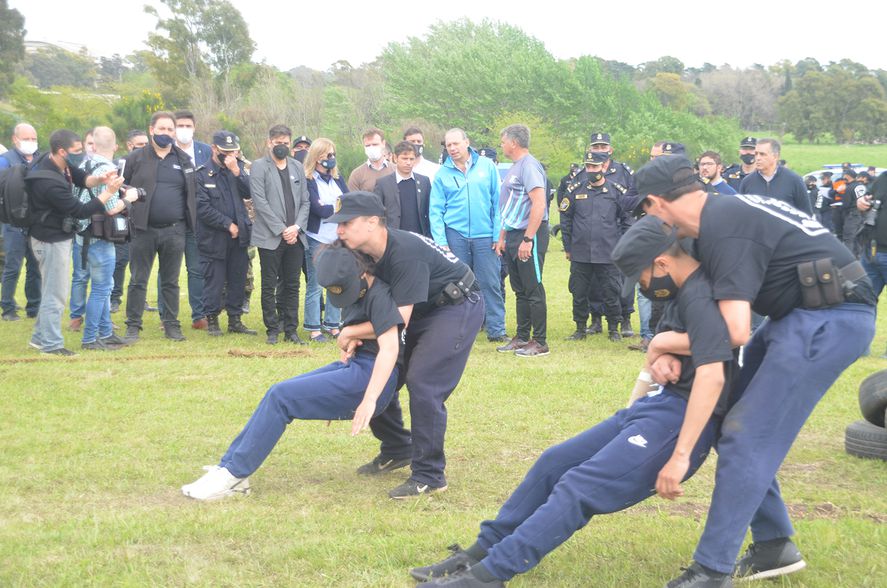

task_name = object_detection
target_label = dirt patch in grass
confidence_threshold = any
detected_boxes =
[633,501,886,523]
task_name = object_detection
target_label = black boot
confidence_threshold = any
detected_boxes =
[586,315,603,335]
[607,321,621,342]
[621,316,635,338]
[228,315,257,335]
[207,314,223,337]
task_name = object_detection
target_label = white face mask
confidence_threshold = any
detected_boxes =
[18,140,38,156]
[176,128,194,145]
[365,145,383,162]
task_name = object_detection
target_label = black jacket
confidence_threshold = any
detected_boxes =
[196,161,252,258]
[25,153,106,243]
[559,174,632,263]
[122,144,197,231]
[738,167,813,215]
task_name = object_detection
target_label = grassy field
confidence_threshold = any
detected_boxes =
[1,223,886,586]
[776,142,886,177]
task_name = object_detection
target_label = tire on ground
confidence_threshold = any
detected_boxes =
[845,418,887,461]
[859,369,887,427]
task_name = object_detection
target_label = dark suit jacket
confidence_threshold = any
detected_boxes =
[373,172,432,237]
[192,141,213,168]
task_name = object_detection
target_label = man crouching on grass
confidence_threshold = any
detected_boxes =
[410,214,739,588]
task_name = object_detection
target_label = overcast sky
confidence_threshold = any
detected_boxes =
[11,1,887,72]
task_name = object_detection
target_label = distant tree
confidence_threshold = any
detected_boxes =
[99,54,128,84]
[639,56,685,77]
[697,66,780,130]
[647,72,711,116]
[24,46,98,89]
[0,0,26,98]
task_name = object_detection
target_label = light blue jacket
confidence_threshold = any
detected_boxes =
[429,147,501,245]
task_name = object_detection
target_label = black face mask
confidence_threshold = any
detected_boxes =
[587,170,604,183]
[293,149,308,164]
[272,144,290,160]
[640,273,679,301]
[152,133,174,148]
[740,153,755,165]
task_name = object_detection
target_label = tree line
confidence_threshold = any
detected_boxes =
[1,0,885,178]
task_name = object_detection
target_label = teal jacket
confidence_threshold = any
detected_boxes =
[429,147,501,245]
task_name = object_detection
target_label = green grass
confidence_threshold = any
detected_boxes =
[1,232,886,587]
[776,143,887,177]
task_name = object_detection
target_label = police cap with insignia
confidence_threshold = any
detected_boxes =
[584,150,609,165]
[589,132,611,146]
[326,191,386,223]
[293,135,312,148]
[632,155,701,217]
[612,214,678,297]
[212,130,240,151]
[661,142,686,156]
[315,245,365,308]
[740,136,757,148]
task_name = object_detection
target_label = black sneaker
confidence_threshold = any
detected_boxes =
[388,478,447,499]
[565,330,586,341]
[666,562,732,588]
[355,454,411,476]
[123,325,140,343]
[109,300,120,313]
[410,544,479,582]
[266,332,279,345]
[283,332,306,345]
[82,339,120,351]
[100,333,130,347]
[734,538,805,580]
[425,568,504,587]
[163,323,186,341]
[2,311,20,321]
[42,347,76,357]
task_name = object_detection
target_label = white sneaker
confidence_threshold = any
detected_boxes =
[181,466,250,501]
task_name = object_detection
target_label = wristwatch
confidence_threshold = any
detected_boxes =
[522,236,533,243]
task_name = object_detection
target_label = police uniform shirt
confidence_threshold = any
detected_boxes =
[843,180,867,209]
[559,175,631,263]
[149,152,188,226]
[374,229,470,318]
[697,194,868,320]
[655,268,738,416]
[341,277,405,362]
[722,164,747,191]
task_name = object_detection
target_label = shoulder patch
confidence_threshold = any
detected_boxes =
[558,197,571,212]
[623,163,634,175]
[611,181,627,194]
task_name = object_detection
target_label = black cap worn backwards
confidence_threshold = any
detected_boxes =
[612,214,678,297]
[584,150,609,165]
[315,246,365,308]
[589,131,611,145]
[326,191,386,224]
[740,136,757,148]
[212,130,240,151]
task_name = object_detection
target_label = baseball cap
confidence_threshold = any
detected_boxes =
[584,150,609,165]
[740,136,757,148]
[212,131,240,151]
[326,191,386,223]
[589,132,611,145]
[612,214,678,297]
[293,135,312,147]
[315,246,365,308]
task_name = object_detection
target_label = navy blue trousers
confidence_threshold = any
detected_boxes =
[694,303,875,573]
[219,352,399,478]
[368,295,485,487]
[476,390,717,580]
[200,239,249,317]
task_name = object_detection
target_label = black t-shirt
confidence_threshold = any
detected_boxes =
[697,193,862,319]
[278,166,296,226]
[656,268,737,416]
[374,229,470,318]
[148,152,187,226]
[341,278,404,361]
[397,178,422,234]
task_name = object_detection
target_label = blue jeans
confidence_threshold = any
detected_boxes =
[476,390,716,580]
[303,236,341,331]
[70,238,90,319]
[158,228,205,321]
[861,250,887,297]
[1,224,41,316]
[82,239,116,343]
[637,288,653,339]
[219,353,399,478]
[693,303,875,573]
[30,237,72,352]
[445,227,506,338]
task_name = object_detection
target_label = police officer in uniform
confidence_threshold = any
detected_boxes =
[195,131,256,336]
[839,169,868,257]
[333,191,485,499]
[560,150,632,341]
[722,137,757,192]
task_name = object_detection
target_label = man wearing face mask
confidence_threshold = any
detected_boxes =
[403,127,440,181]
[25,129,123,355]
[560,150,633,342]
[0,123,42,321]
[291,135,311,164]
[722,137,757,192]
[347,128,394,192]
[250,124,310,345]
[196,131,256,337]
[122,111,198,343]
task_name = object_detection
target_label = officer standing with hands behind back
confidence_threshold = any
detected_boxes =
[196,131,256,337]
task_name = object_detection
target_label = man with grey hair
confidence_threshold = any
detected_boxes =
[739,138,812,215]
[495,124,550,357]
[0,123,42,321]
[430,128,506,342]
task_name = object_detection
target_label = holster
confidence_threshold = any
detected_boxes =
[797,258,846,309]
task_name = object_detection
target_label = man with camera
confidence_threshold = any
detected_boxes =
[26,129,123,356]
[122,111,198,343]
[858,171,887,357]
